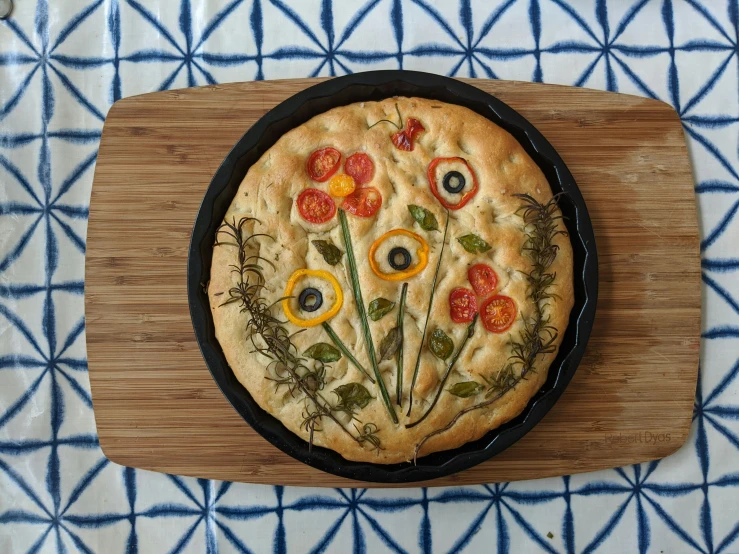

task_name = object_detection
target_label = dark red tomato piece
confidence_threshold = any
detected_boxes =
[344,153,374,185]
[392,130,412,151]
[391,118,425,151]
[468,264,498,298]
[480,295,516,333]
[307,147,341,182]
[449,287,478,323]
[342,187,382,217]
[406,118,425,139]
[427,157,479,210]
[297,188,336,223]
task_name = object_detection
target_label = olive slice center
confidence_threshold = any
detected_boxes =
[298,287,323,312]
[388,247,412,270]
[443,170,466,193]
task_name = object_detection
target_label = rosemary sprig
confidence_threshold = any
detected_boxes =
[406,314,477,429]
[396,282,408,406]
[215,216,382,452]
[321,321,375,384]
[367,103,403,130]
[407,210,450,417]
[412,194,565,462]
[338,209,398,424]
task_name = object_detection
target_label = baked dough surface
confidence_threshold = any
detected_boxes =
[208,97,574,463]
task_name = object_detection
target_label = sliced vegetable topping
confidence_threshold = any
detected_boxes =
[344,153,374,185]
[342,186,382,218]
[307,147,341,182]
[368,229,429,281]
[297,188,336,224]
[298,287,323,312]
[428,157,479,210]
[328,174,356,197]
[282,268,343,327]
[449,287,478,323]
[443,171,465,193]
[468,263,498,298]
[479,295,516,333]
[388,247,411,270]
[392,118,425,151]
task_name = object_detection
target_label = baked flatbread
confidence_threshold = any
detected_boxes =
[209,97,573,463]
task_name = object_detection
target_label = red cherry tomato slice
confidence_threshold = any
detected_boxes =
[342,187,382,218]
[391,118,425,151]
[449,287,478,323]
[427,157,479,210]
[468,264,498,298]
[297,188,336,223]
[307,147,341,182]
[480,295,516,333]
[344,153,374,185]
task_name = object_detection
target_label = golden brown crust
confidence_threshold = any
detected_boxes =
[208,97,574,464]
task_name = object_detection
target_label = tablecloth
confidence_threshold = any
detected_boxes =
[1,1,738,552]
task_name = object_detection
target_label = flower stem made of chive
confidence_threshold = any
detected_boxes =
[338,209,398,425]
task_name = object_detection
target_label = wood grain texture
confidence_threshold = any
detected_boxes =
[86,78,700,488]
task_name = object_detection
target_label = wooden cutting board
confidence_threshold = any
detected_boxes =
[86,78,699,488]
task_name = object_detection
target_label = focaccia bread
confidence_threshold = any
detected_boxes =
[208,97,574,464]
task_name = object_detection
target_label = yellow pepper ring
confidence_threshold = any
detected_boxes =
[368,229,429,281]
[282,269,344,327]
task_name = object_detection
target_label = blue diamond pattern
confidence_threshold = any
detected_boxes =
[2,0,739,552]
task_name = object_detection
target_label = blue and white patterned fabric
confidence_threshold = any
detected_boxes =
[1,0,738,552]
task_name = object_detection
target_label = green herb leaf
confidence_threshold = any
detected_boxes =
[312,240,343,265]
[332,383,373,411]
[429,329,454,360]
[408,205,439,232]
[378,327,402,361]
[457,233,491,254]
[368,298,396,321]
[303,343,342,363]
[448,381,483,398]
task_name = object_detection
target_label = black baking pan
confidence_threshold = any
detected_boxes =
[187,70,598,483]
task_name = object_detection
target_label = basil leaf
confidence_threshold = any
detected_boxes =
[332,383,373,410]
[429,329,454,360]
[457,233,491,254]
[448,381,483,398]
[368,298,396,321]
[408,205,439,232]
[312,240,343,266]
[378,327,402,361]
[303,343,342,363]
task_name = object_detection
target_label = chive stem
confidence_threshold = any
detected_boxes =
[395,282,408,406]
[406,315,477,429]
[407,210,450,417]
[338,209,398,424]
[322,321,375,384]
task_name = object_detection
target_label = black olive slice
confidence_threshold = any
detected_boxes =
[443,170,465,193]
[388,247,412,270]
[298,287,323,312]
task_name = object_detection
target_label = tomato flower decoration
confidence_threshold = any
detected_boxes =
[392,118,425,151]
[428,157,479,210]
[297,188,336,224]
[448,262,516,333]
[343,186,382,218]
[307,147,341,182]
